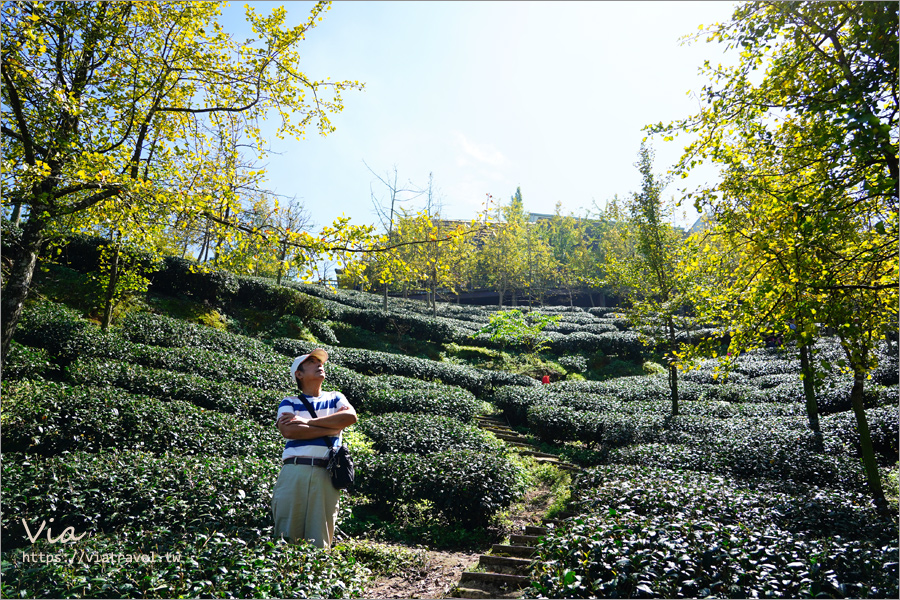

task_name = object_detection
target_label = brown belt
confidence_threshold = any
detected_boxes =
[283,456,329,467]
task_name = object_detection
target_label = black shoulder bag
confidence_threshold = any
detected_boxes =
[296,394,355,490]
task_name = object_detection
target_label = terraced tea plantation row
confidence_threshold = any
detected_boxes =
[2,276,898,598]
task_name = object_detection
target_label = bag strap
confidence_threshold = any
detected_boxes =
[296,393,318,419]
[295,390,341,448]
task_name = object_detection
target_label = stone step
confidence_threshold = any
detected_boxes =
[475,416,507,424]
[557,464,582,473]
[505,441,537,449]
[481,426,516,435]
[458,571,530,589]
[509,534,543,546]
[491,544,536,558]
[452,586,526,599]
[478,554,533,575]
[533,457,560,464]
[493,432,530,441]
[451,588,495,600]
[516,450,561,459]
[524,525,548,536]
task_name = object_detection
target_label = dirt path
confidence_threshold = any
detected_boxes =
[363,484,559,599]
[365,549,481,599]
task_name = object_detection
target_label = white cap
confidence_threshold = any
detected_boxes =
[289,349,329,379]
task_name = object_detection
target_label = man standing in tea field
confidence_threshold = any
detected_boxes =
[271,349,357,549]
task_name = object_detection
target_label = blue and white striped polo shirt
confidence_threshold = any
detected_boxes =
[277,391,351,460]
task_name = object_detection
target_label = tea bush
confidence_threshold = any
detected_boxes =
[3,341,51,380]
[1,380,281,458]
[354,449,526,527]
[529,465,898,599]
[308,318,340,345]
[358,413,505,455]
[68,358,281,426]
[149,256,239,308]
[822,405,899,464]
[558,354,588,373]
[118,312,277,363]
[126,344,288,390]
[13,301,125,366]
[273,337,535,397]
[1,527,367,599]
[233,275,325,320]
[607,419,868,492]
[53,233,158,276]
[2,451,278,549]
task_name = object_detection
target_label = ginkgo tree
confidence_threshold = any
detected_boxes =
[651,1,898,509]
[603,143,691,415]
[1,1,367,365]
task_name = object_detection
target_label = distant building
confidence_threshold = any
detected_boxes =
[688,214,714,234]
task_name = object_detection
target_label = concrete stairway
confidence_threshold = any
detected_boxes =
[448,415,581,598]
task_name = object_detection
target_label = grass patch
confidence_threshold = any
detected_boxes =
[332,540,428,578]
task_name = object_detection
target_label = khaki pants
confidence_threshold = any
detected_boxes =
[271,464,341,549]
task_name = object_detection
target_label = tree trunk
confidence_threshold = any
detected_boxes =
[668,363,679,416]
[849,369,887,511]
[10,203,22,226]
[1,215,47,369]
[799,344,823,450]
[431,273,437,317]
[276,242,287,286]
[667,318,679,415]
[101,243,121,331]
[383,284,388,310]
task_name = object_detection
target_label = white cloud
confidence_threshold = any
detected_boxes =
[454,132,508,168]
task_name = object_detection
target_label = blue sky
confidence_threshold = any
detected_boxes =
[221,1,740,232]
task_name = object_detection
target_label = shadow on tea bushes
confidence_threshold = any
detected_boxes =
[0,527,367,599]
[528,465,898,600]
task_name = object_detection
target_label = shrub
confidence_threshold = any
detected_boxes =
[528,404,667,448]
[272,338,495,397]
[0,528,367,599]
[544,330,644,359]
[760,378,893,413]
[329,305,472,345]
[234,275,325,321]
[547,375,707,403]
[607,417,868,492]
[1,380,281,458]
[67,358,282,426]
[354,449,526,527]
[119,312,277,363]
[3,342,51,380]
[358,413,505,456]
[308,319,340,345]
[530,465,898,599]
[53,233,158,275]
[149,256,239,308]
[13,301,108,365]
[490,385,543,425]
[822,405,899,465]
[2,451,279,549]
[321,364,480,422]
[558,354,588,373]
